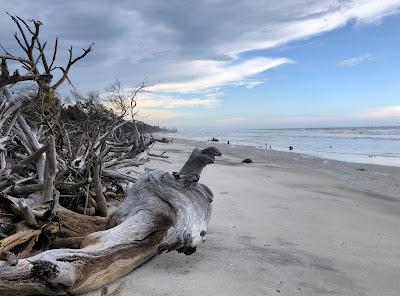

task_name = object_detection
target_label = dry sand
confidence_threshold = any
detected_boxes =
[87,138,400,296]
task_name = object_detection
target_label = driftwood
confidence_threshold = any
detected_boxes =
[92,156,108,217]
[43,136,57,203]
[0,14,218,296]
[154,137,172,144]
[0,147,220,295]
[147,151,169,159]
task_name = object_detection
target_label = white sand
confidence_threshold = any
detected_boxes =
[87,138,400,296]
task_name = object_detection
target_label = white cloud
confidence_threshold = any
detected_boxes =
[150,57,292,93]
[140,0,398,95]
[138,109,188,121]
[217,0,400,55]
[356,105,400,118]
[103,90,221,126]
[245,81,264,89]
[138,92,221,109]
[338,54,373,66]
[1,0,400,125]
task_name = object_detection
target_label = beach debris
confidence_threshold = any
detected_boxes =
[0,251,18,266]
[155,137,172,143]
[210,137,219,142]
[242,158,253,163]
[0,14,222,295]
[147,151,169,158]
[355,168,366,171]
[174,147,222,182]
[0,146,221,295]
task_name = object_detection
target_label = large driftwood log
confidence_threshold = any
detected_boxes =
[0,15,203,295]
[0,147,221,295]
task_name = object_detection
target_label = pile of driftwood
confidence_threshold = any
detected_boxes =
[0,14,221,295]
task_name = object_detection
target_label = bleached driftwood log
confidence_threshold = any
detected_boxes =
[0,147,221,295]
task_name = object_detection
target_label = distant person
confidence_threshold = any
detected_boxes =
[269,145,272,149]
[289,146,293,151]
[227,140,230,144]
[330,145,332,149]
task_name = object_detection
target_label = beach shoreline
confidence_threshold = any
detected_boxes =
[87,137,400,296]
[174,138,400,199]
[163,125,400,167]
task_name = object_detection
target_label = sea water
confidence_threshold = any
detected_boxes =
[167,126,400,167]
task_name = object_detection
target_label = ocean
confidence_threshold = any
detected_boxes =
[166,126,400,167]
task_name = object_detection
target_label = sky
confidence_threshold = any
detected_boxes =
[1,0,400,130]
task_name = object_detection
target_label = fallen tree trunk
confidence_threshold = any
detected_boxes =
[0,147,221,295]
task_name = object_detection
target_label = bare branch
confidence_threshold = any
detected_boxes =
[1,14,92,91]
[48,37,58,71]
[51,43,94,90]
[6,12,30,51]
[36,40,49,73]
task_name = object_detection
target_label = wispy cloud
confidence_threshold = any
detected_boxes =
[216,1,400,55]
[356,105,400,118]
[338,54,373,66]
[150,57,292,93]
[104,91,221,124]
[139,92,221,109]
[245,81,264,89]
[138,109,188,121]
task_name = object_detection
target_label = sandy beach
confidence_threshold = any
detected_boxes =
[2,4,400,295]
[88,138,400,296]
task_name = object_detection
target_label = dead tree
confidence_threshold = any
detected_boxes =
[0,147,221,295]
[0,13,93,91]
[106,80,147,149]
[0,14,222,296]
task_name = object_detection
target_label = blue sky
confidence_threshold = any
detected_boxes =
[211,15,400,129]
[1,1,400,129]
